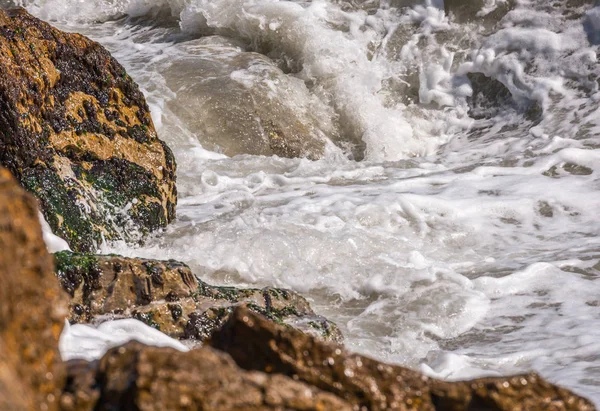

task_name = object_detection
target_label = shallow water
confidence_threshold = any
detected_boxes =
[8,0,600,403]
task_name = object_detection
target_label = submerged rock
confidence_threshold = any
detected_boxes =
[466,72,542,121]
[162,37,333,159]
[0,8,176,252]
[210,306,595,411]
[444,0,515,26]
[60,341,352,411]
[54,251,342,342]
[0,167,68,411]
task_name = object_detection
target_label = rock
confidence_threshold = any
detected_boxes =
[466,72,542,121]
[444,0,515,26]
[162,37,332,159]
[0,8,176,252]
[59,360,100,411]
[210,306,595,411]
[61,341,352,410]
[54,251,342,342]
[0,167,68,410]
[0,346,30,410]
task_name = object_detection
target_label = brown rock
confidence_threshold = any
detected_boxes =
[0,343,30,411]
[54,251,343,342]
[61,341,352,411]
[210,306,596,411]
[59,360,100,411]
[0,167,68,410]
[0,7,176,252]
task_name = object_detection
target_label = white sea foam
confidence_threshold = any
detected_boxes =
[39,212,71,253]
[59,319,189,361]
[7,0,600,404]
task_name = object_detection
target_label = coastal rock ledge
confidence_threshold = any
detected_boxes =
[0,7,176,252]
[54,251,343,342]
[0,164,594,410]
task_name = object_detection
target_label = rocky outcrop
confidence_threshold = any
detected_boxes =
[210,306,595,411]
[60,342,352,410]
[0,8,176,252]
[55,251,342,342]
[0,167,68,411]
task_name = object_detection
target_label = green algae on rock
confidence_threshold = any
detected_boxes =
[0,8,176,252]
[54,251,343,342]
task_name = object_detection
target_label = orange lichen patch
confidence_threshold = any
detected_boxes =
[109,88,151,129]
[50,130,167,180]
[38,55,60,89]
[63,92,95,123]
[62,91,147,134]
[15,113,43,135]
[65,32,92,50]
[0,30,58,106]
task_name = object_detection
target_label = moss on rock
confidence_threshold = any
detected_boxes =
[53,251,342,342]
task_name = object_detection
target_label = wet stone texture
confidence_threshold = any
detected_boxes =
[54,251,343,342]
[60,341,353,411]
[210,306,596,411]
[0,8,176,252]
[0,167,68,411]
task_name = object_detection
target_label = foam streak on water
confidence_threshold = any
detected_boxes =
[10,0,600,403]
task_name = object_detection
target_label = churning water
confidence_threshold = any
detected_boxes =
[7,0,600,403]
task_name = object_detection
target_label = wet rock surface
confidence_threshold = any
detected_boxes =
[54,251,343,342]
[466,72,542,121]
[210,306,596,411]
[61,341,353,411]
[163,37,330,160]
[0,167,68,411]
[0,7,176,252]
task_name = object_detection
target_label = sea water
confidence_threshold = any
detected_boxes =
[7,0,600,403]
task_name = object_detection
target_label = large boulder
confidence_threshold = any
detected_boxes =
[0,167,68,410]
[60,341,352,410]
[210,306,595,411]
[55,251,342,342]
[0,8,177,252]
